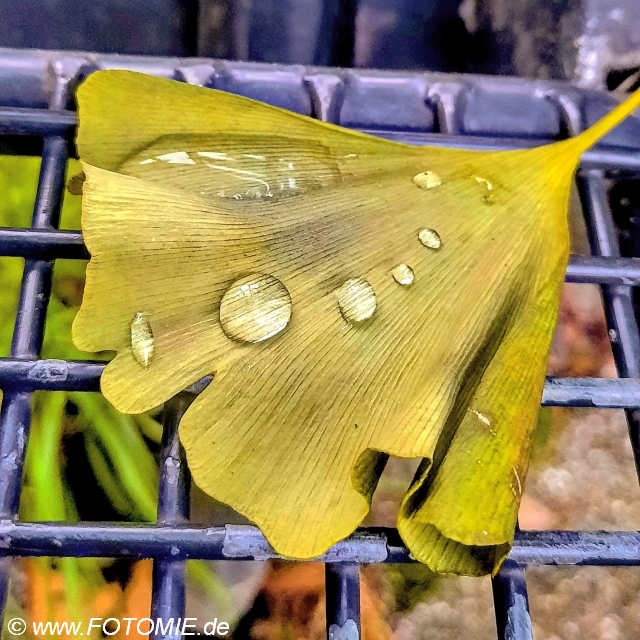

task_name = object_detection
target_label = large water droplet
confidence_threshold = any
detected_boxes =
[220,274,292,343]
[131,312,155,368]
[413,171,442,190]
[392,264,415,285]
[418,228,442,249]
[336,278,377,324]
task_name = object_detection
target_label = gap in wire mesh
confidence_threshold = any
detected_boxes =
[59,158,84,230]
[608,175,640,325]
[521,408,640,532]
[0,156,43,357]
[365,457,419,529]
[527,565,640,640]
[392,572,497,639]
[19,388,162,522]
[549,283,616,380]
[41,258,92,361]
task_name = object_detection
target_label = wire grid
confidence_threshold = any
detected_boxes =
[1,51,640,640]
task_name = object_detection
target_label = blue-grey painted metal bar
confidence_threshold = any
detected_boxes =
[151,393,192,640]
[0,228,88,260]
[0,68,72,630]
[4,228,640,284]
[565,256,640,285]
[2,106,640,169]
[325,564,360,640]
[578,169,640,479]
[0,523,638,566]
[2,359,640,407]
[492,562,533,640]
[541,377,640,408]
[0,107,76,137]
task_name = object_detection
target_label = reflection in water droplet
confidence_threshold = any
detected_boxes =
[220,274,292,343]
[474,176,493,190]
[122,135,342,202]
[245,187,263,199]
[392,264,415,286]
[156,151,195,165]
[131,312,154,368]
[418,228,442,250]
[413,171,442,190]
[198,151,231,161]
[336,278,377,324]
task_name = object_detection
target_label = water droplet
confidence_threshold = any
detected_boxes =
[474,176,493,190]
[336,278,377,324]
[220,274,292,343]
[413,171,442,190]
[418,228,442,250]
[391,264,415,285]
[131,312,154,368]
[609,328,618,342]
[482,194,495,206]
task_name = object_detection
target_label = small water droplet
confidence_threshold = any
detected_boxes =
[418,228,442,250]
[220,274,292,343]
[391,264,415,285]
[336,278,377,324]
[413,171,442,190]
[609,328,618,342]
[474,176,493,190]
[482,194,495,206]
[131,312,154,368]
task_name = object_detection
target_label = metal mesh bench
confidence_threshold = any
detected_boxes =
[1,48,640,640]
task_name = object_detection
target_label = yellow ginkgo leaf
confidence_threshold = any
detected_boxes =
[72,70,640,575]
